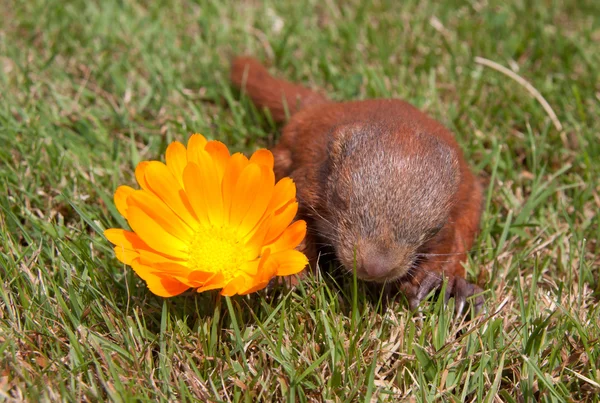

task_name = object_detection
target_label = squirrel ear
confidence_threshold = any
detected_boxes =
[328,122,365,164]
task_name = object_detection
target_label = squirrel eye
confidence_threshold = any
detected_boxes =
[429,224,444,237]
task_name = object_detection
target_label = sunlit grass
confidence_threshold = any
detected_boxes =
[1,0,598,401]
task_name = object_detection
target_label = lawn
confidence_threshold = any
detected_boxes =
[1,0,599,401]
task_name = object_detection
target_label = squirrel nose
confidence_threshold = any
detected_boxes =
[362,253,395,279]
[357,242,414,280]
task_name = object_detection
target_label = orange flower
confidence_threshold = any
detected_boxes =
[104,134,308,297]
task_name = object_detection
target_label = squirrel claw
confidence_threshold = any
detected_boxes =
[405,272,484,316]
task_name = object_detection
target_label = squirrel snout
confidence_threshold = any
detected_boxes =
[356,243,413,282]
[362,255,395,279]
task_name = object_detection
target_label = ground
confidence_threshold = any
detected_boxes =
[1,0,599,401]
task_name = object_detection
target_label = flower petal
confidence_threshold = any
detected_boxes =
[135,161,153,191]
[222,153,250,221]
[151,261,191,278]
[269,177,297,213]
[239,257,261,277]
[113,246,139,265]
[264,201,299,245]
[229,163,262,228]
[265,220,307,253]
[144,161,198,227]
[188,270,225,288]
[243,214,272,259]
[182,160,224,227]
[114,186,135,219]
[182,164,209,224]
[192,151,225,227]
[106,229,186,268]
[166,141,187,187]
[105,228,147,250]
[196,276,228,293]
[146,277,190,297]
[204,141,230,180]
[127,190,194,242]
[137,250,184,265]
[233,251,277,295]
[187,134,208,164]
[127,205,189,259]
[270,249,309,276]
[130,259,190,297]
[250,149,274,170]
[220,275,251,296]
[240,280,271,295]
[237,165,275,238]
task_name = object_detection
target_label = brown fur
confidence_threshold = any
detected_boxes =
[231,56,484,310]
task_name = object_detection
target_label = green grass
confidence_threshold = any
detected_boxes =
[1,0,599,401]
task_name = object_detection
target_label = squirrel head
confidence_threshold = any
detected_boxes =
[318,122,461,282]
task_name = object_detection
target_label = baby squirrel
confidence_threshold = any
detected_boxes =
[231,56,484,312]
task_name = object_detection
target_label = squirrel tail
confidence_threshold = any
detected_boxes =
[230,56,328,122]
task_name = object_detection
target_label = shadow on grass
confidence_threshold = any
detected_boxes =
[120,262,408,338]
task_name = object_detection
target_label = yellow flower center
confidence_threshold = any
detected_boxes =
[188,225,245,281]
